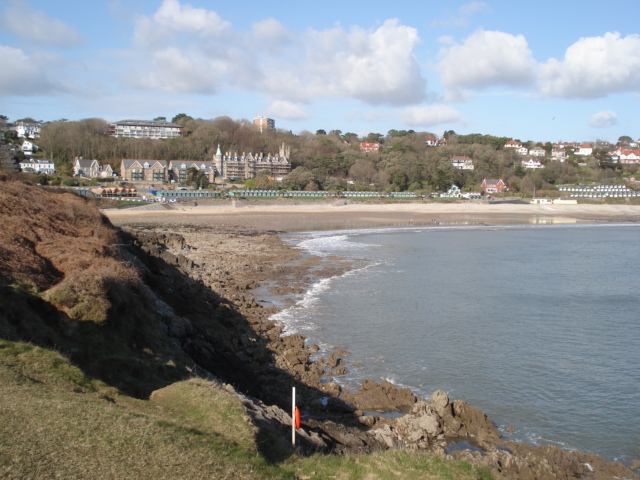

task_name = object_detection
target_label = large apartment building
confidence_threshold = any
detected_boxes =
[120,159,168,182]
[253,116,275,134]
[109,119,183,139]
[214,143,291,180]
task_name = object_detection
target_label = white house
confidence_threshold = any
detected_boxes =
[529,146,546,157]
[21,140,36,153]
[424,135,438,147]
[19,158,55,174]
[552,148,567,161]
[530,198,552,205]
[99,164,114,178]
[450,156,474,170]
[14,122,41,139]
[576,143,593,156]
[619,149,640,164]
[73,157,100,177]
[522,158,544,169]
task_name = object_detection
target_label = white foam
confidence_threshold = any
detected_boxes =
[296,233,377,256]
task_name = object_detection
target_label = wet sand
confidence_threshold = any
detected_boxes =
[102,199,640,231]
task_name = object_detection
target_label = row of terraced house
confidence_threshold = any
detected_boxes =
[119,144,291,183]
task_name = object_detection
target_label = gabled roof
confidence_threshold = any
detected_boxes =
[74,158,98,168]
[481,178,505,186]
[121,159,167,168]
[170,160,214,170]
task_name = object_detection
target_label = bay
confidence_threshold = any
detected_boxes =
[272,222,640,464]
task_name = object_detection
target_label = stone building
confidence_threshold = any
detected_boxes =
[214,143,291,180]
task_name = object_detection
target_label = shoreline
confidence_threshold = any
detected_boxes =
[103,199,640,232]
[109,205,640,477]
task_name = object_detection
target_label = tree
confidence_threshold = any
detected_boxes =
[283,167,317,190]
[187,167,210,188]
[342,132,359,144]
[154,116,167,122]
[617,135,633,146]
[514,165,526,178]
[349,160,377,184]
[366,132,383,143]
[171,113,193,125]
[253,169,275,189]
[315,129,327,135]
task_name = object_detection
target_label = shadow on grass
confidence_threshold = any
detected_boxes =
[0,227,360,461]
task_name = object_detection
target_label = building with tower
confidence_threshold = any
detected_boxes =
[214,143,291,180]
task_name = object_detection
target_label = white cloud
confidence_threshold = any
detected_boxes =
[129,4,429,107]
[264,101,310,120]
[431,1,491,28]
[261,19,428,106]
[250,18,294,54]
[0,46,64,95]
[436,30,535,101]
[589,110,618,129]
[0,0,82,47]
[135,48,217,94]
[133,0,231,48]
[538,32,640,99]
[401,105,464,126]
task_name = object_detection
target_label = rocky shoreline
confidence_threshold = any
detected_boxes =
[121,222,639,480]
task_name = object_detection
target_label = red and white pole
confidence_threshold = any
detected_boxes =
[291,386,296,446]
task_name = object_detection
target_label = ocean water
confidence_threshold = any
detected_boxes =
[270,222,640,464]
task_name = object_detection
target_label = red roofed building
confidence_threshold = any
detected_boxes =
[481,178,507,193]
[360,142,380,152]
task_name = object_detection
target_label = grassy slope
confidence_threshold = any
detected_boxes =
[0,341,491,480]
[0,180,493,479]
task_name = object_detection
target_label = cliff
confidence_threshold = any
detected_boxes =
[0,178,637,479]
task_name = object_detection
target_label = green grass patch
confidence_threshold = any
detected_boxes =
[280,450,494,480]
[0,340,495,480]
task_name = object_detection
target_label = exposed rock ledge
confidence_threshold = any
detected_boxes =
[125,224,639,480]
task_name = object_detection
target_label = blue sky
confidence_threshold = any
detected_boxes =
[1,0,639,144]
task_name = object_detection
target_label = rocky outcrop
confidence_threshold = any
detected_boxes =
[366,390,500,449]
[342,379,417,412]
[125,225,640,480]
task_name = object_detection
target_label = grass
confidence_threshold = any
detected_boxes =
[281,451,495,480]
[0,340,494,480]
[0,181,495,479]
[0,340,290,480]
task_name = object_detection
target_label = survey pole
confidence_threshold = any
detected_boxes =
[291,386,296,446]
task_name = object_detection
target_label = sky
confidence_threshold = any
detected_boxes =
[1,0,639,144]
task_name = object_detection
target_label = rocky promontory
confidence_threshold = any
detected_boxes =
[119,222,639,480]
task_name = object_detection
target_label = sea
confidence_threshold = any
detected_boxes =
[265,221,640,465]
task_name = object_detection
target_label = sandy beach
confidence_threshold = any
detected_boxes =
[102,199,640,231]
